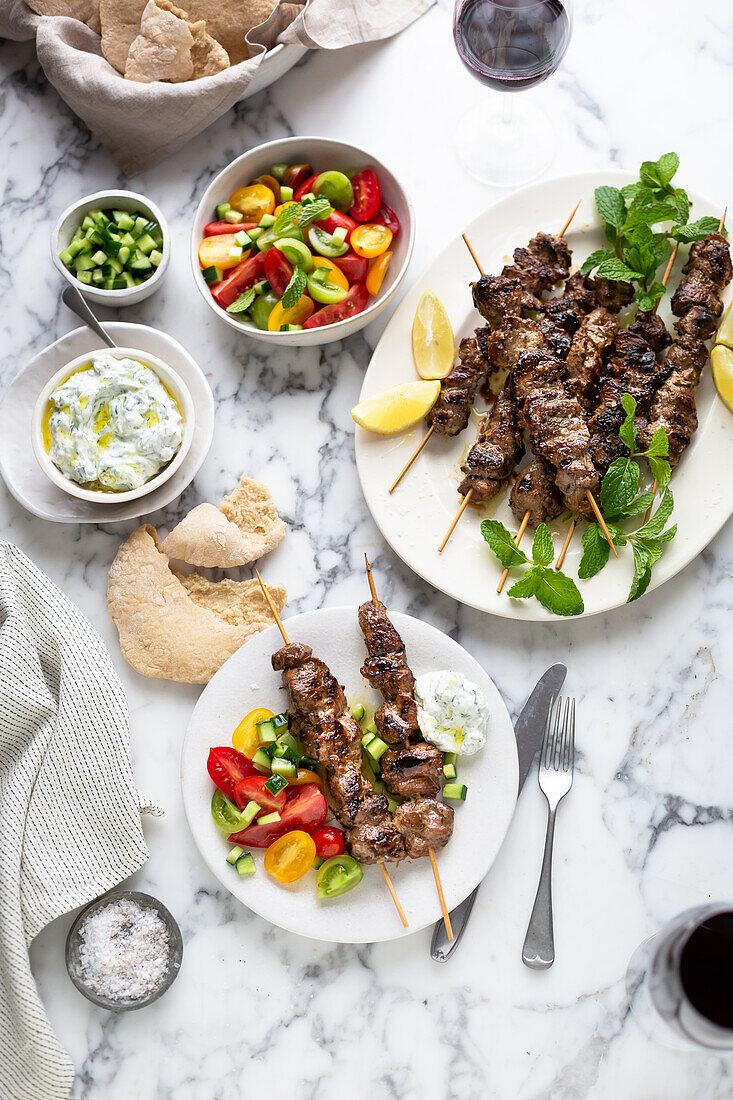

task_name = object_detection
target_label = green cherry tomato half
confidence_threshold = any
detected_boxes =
[312,170,354,213]
[315,854,364,899]
[308,226,349,258]
[211,789,252,834]
[251,290,279,330]
[306,270,348,305]
[277,238,314,271]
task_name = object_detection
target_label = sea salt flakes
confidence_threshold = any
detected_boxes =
[78,897,170,1002]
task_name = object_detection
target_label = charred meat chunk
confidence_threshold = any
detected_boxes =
[297,713,362,768]
[358,601,404,658]
[593,276,634,311]
[380,743,443,799]
[682,232,732,289]
[638,338,709,467]
[346,821,406,864]
[278,657,346,718]
[564,307,619,410]
[674,304,719,341]
[458,388,524,502]
[563,271,599,315]
[394,798,454,859]
[627,311,671,355]
[485,316,545,372]
[427,332,491,436]
[672,268,723,319]
[271,642,313,670]
[361,652,414,700]
[509,458,564,526]
[471,274,537,328]
[506,232,572,294]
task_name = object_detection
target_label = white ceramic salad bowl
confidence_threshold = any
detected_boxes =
[191,136,415,346]
[31,346,195,505]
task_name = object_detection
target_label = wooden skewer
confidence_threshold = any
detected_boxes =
[555,517,577,571]
[586,491,617,556]
[255,569,408,930]
[389,424,435,493]
[438,488,474,553]
[497,510,530,594]
[462,232,484,276]
[363,556,452,941]
[558,198,582,239]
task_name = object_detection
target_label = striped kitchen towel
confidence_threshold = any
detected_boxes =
[0,541,160,1100]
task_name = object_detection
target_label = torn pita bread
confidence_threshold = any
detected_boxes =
[100,0,146,73]
[108,525,286,683]
[25,0,100,32]
[189,18,229,77]
[125,0,194,83]
[161,476,286,568]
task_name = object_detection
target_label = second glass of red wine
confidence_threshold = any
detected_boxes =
[453,0,573,186]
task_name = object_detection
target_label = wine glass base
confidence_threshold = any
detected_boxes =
[624,935,697,1052]
[455,98,555,188]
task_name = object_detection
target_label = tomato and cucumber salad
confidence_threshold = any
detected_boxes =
[207,704,361,897]
[199,160,399,332]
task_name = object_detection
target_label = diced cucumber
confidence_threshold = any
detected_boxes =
[361,732,375,750]
[91,250,107,265]
[149,249,163,267]
[259,213,275,228]
[256,811,280,826]
[365,720,378,738]
[81,214,95,230]
[272,731,297,756]
[118,245,131,265]
[120,232,136,248]
[226,845,244,865]
[264,773,288,795]
[58,248,73,267]
[256,718,277,744]
[228,246,243,261]
[443,782,467,801]
[271,757,297,779]
[280,324,303,332]
[92,269,105,284]
[272,712,289,733]
[280,185,294,202]
[251,278,269,295]
[129,257,152,273]
[350,704,365,723]
[77,271,93,285]
[123,271,137,288]
[443,763,457,781]
[216,202,231,219]
[301,193,315,205]
[365,734,389,763]
[135,232,157,255]
[234,231,249,246]
[252,748,272,773]
[73,253,96,272]
[202,265,222,285]
[332,227,348,244]
[240,800,261,828]
[224,209,244,224]
[111,210,136,231]
[247,227,264,243]
[133,216,148,236]
[236,853,256,876]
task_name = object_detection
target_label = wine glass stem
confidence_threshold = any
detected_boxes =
[499,93,515,138]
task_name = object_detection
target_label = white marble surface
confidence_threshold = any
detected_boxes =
[3,0,733,1096]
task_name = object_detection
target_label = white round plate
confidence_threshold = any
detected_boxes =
[355,171,733,619]
[0,322,214,524]
[181,606,518,943]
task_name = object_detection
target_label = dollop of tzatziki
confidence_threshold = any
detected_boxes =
[46,353,183,492]
[414,669,489,755]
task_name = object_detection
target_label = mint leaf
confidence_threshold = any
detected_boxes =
[281,268,307,309]
[533,568,584,616]
[623,182,654,207]
[532,523,554,567]
[273,202,302,235]
[578,522,610,579]
[298,198,333,229]
[628,542,653,603]
[615,490,655,517]
[507,568,540,600]
[600,457,640,516]
[636,282,666,313]
[624,200,679,230]
[619,393,637,453]
[580,248,615,277]
[670,187,690,225]
[648,454,671,492]
[636,489,674,539]
[656,152,680,188]
[672,216,724,243]
[595,186,626,230]
[656,523,677,544]
[226,287,256,314]
[595,257,643,282]
[481,519,530,568]
[644,428,669,459]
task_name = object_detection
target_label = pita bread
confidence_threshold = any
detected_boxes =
[100,0,146,72]
[107,525,286,683]
[178,0,276,65]
[161,476,286,568]
[189,18,229,77]
[125,0,194,82]
[25,0,100,31]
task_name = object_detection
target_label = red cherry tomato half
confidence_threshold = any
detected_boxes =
[349,168,381,223]
[375,203,400,237]
[204,220,257,237]
[311,825,346,859]
[211,252,266,309]
[207,746,257,800]
[293,173,318,202]
[334,251,368,284]
[229,784,328,848]
[234,775,286,814]
[283,163,313,191]
[303,282,369,328]
[264,246,294,299]
[318,210,358,244]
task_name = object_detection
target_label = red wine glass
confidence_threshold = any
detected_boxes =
[453,0,574,185]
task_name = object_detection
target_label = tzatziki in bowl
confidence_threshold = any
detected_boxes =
[32,348,195,503]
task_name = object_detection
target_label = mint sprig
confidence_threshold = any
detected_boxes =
[226,287,256,314]
[298,198,333,228]
[482,522,584,616]
[281,268,307,310]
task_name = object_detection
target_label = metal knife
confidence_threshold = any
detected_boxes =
[430,663,567,962]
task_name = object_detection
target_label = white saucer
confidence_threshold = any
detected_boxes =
[0,322,214,524]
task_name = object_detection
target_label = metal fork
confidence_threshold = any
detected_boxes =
[522,695,575,970]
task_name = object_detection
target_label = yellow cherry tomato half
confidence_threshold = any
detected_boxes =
[289,768,324,790]
[273,200,297,218]
[366,250,393,296]
[264,830,316,883]
[228,184,276,222]
[232,707,273,758]
[198,234,249,271]
[350,223,393,258]
[312,256,348,291]
[268,294,315,331]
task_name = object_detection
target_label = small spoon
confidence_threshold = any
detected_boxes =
[62,285,117,349]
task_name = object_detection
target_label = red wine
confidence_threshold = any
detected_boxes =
[454,0,571,92]
[680,913,733,1029]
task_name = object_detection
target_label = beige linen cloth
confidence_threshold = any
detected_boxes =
[0,0,434,175]
[0,541,161,1100]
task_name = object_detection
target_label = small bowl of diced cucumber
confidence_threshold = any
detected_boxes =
[52,189,169,306]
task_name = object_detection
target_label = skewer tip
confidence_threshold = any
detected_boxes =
[720,208,727,234]
[558,199,582,239]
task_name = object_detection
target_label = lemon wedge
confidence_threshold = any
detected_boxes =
[412,290,455,379]
[712,344,733,414]
[351,380,441,434]
[716,302,733,349]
